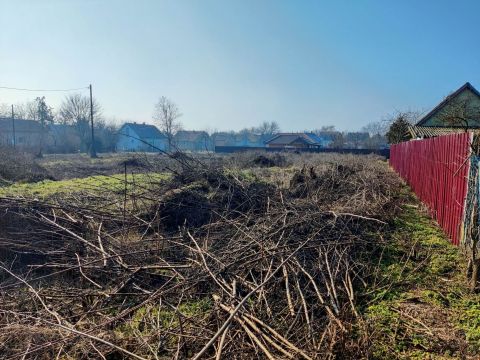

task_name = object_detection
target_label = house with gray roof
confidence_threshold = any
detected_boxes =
[404,83,480,140]
[416,82,480,128]
[0,117,45,151]
[212,131,270,148]
[116,122,167,152]
[174,130,213,151]
[212,132,236,147]
[233,132,269,147]
[264,133,323,149]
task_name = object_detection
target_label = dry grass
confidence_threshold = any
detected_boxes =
[2,151,476,359]
[0,152,404,359]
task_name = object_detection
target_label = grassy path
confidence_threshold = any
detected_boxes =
[363,190,480,359]
[0,172,169,198]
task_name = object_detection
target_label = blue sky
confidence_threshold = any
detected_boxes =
[1,0,479,131]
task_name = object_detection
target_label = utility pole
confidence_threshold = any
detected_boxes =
[89,84,97,158]
[11,105,15,149]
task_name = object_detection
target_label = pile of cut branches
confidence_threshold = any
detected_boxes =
[0,154,403,359]
[0,146,52,185]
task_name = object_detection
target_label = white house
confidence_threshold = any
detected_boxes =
[116,122,168,152]
[174,130,213,151]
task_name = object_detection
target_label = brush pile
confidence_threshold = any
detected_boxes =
[0,146,52,185]
[0,154,402,359]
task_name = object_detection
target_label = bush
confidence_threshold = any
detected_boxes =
[0,147,52,184]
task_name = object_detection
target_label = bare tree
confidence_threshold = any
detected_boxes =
[319,125,336,132]
[58,93,102,152]
[239,127,255,135]
[14,103,28,119]
[362,121,387,136]
[1,101,43,120]
[153,96,182,151]
[438,97,480,128]
[25,100,40,120]
[58,93,100,124]
[0,103,10,117]
[364,111,420,139]
[256,121,280,136]
[330,132,345,149]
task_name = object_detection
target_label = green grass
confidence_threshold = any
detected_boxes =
[115,298,212,346]
[0,172,170,198]
[363,191,480,358]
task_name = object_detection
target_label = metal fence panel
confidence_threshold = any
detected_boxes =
[389,133,471,245]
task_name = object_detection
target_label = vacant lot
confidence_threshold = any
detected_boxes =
[38,152,171,180]
[0,151,478,359]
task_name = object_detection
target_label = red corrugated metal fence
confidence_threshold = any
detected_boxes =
[389,133,471,245]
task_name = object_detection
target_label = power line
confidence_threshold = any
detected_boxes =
[0,85,89,92]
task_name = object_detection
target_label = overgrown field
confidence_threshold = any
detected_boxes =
[0,151,478,359]
[36,153,176,180]
[0,150,180,184]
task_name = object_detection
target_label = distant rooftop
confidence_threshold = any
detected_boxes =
[265,133,320,145]
[0,117,43,132]
[416,82,480,127]
[175,130,209,141]
[122,122,165,139]
[407,124,474,138]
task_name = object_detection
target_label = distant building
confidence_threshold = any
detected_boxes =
[233,133,268,147]
[212,132,236,147]
[407,82,480,139]
[116,122,168,152]
[0,117,44,151]
[212,132,269,148]
[174,130,213,151]
[264,133,323,149]
[417,82,480,128]
[46,124,82,153]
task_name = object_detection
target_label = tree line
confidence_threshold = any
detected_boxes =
[1,93,410,155]
[0,94,117,154]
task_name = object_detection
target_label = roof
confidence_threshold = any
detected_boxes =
[0,118,43,132]
[48,124,77,135]
[407,124,476,138]
[265,133,321,146]
[175,130,209,142]
[212,132,235,139]
[234,133,263,142]
[122,122,165,139]
[416,82,480,127]
[304,132,325,143]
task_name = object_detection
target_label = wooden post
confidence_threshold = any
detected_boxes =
[89,84,97,158]
[11,104,15,148]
